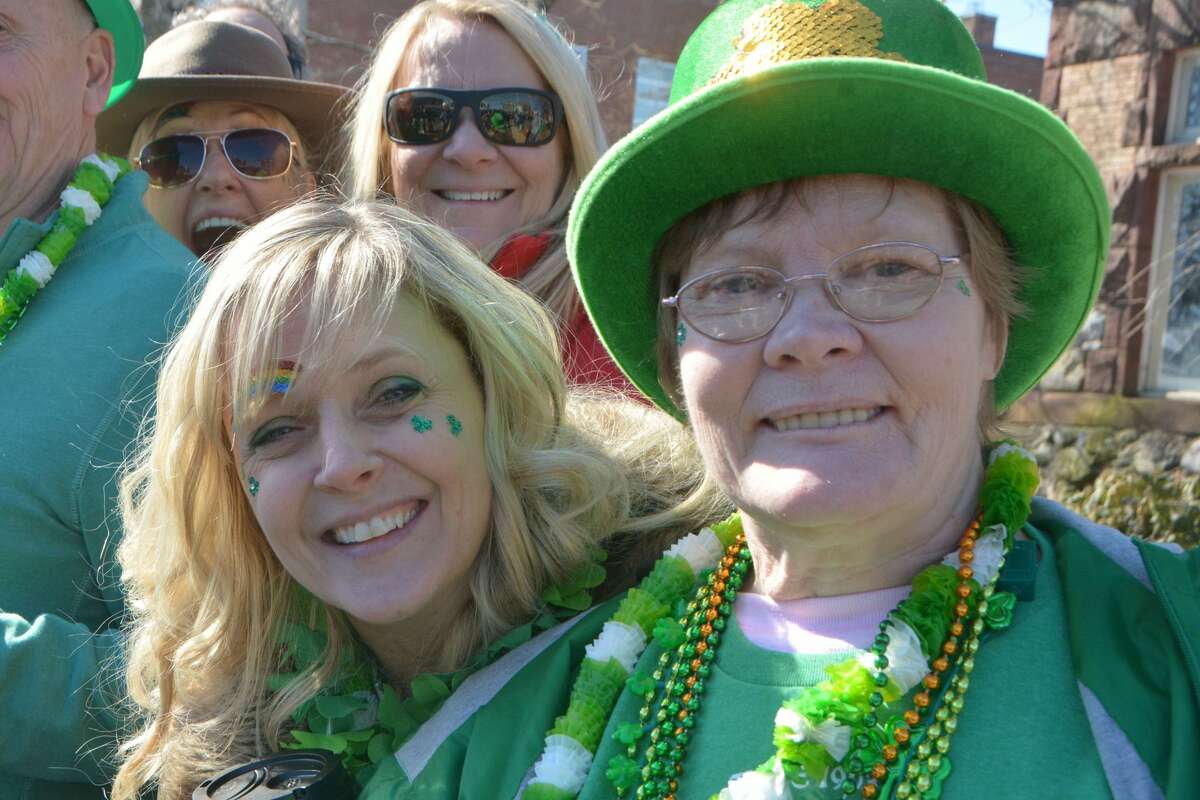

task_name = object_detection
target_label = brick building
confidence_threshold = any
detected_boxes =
[961,13,1044,99]
[1028,0,1200,431]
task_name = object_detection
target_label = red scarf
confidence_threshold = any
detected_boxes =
[491,234,637,396]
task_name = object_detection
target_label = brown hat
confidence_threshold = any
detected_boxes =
[97,20,347,173]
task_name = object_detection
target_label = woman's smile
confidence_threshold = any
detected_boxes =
[325,498,426,546]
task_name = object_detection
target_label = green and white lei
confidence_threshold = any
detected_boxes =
[0,154,130,343]
[522,517,744,800]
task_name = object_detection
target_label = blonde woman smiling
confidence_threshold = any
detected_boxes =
[110,200,723,799]
[342,0,630,390]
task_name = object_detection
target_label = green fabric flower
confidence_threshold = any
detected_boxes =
[612,722,644,746]
[626,672,656,697]
[652,617,686,649]
[606,754,641,793]
[983,591,1017,630]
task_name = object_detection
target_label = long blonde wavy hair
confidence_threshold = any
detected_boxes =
[112,199,724,799]
[339,0,608,324]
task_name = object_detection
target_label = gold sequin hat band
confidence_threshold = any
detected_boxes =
[567,0,1109,420]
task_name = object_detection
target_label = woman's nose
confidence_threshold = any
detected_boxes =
[195,137,240,192]
[440,108,500,168]
[312,418,385,494]
[760,279,865,368]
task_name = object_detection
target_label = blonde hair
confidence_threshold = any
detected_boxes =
[653,178,1025,439]
[339,0,608,323]
[112,198,724,799]
[129,101,315,181]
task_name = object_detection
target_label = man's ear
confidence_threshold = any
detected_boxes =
[81,27,116,118]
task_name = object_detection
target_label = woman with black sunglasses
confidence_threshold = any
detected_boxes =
[97,20,345,258]
[342,0,633,394]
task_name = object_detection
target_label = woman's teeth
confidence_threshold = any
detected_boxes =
[437,190,508,201]
[770,406,883,431]
[193,217,247,233]
[332,506,419,545]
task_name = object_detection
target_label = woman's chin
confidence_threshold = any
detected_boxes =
[735,461,905,526]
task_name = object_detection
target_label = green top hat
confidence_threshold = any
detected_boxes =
[83,0,145,108]
[567,0,1110,418]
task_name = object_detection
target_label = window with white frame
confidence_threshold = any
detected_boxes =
[633,57,675,127]
[1145,169,1200,391]
[1167,48,1200,143]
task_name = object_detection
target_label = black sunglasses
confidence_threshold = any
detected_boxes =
[383,87,563,147]
[136,128,296,189]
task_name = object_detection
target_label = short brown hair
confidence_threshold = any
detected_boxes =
[653,177,1025,440]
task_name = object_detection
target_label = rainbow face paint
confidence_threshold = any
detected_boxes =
[447,414,463,437]
[271,363,296,394]
[411,415,433,433]
[247,360,299,399]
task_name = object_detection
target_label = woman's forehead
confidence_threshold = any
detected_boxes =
[721,178,951,240]
[153,101,274,134]
[396,15,547,91]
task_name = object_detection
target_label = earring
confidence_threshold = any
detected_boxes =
[676,322,687,346]
[248,476,260,497]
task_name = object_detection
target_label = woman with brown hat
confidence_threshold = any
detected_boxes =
[97,20,345,257]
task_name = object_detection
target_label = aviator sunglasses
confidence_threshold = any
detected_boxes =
[384,87,563,146]
[136,128,297,189]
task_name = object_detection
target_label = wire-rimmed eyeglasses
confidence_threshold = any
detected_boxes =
[661,241,968,344]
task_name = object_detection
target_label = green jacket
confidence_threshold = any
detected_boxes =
[0,171,197,800]
[364,498,1200,799]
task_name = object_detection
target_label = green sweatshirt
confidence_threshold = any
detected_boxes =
[363,498,1200,799]
[0,170,197,800]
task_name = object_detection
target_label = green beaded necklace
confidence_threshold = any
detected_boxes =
[627,535,751,799]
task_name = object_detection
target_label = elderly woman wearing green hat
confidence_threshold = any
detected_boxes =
[361,1,1200,799]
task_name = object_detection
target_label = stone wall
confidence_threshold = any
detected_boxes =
[1009,422,1200,546]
